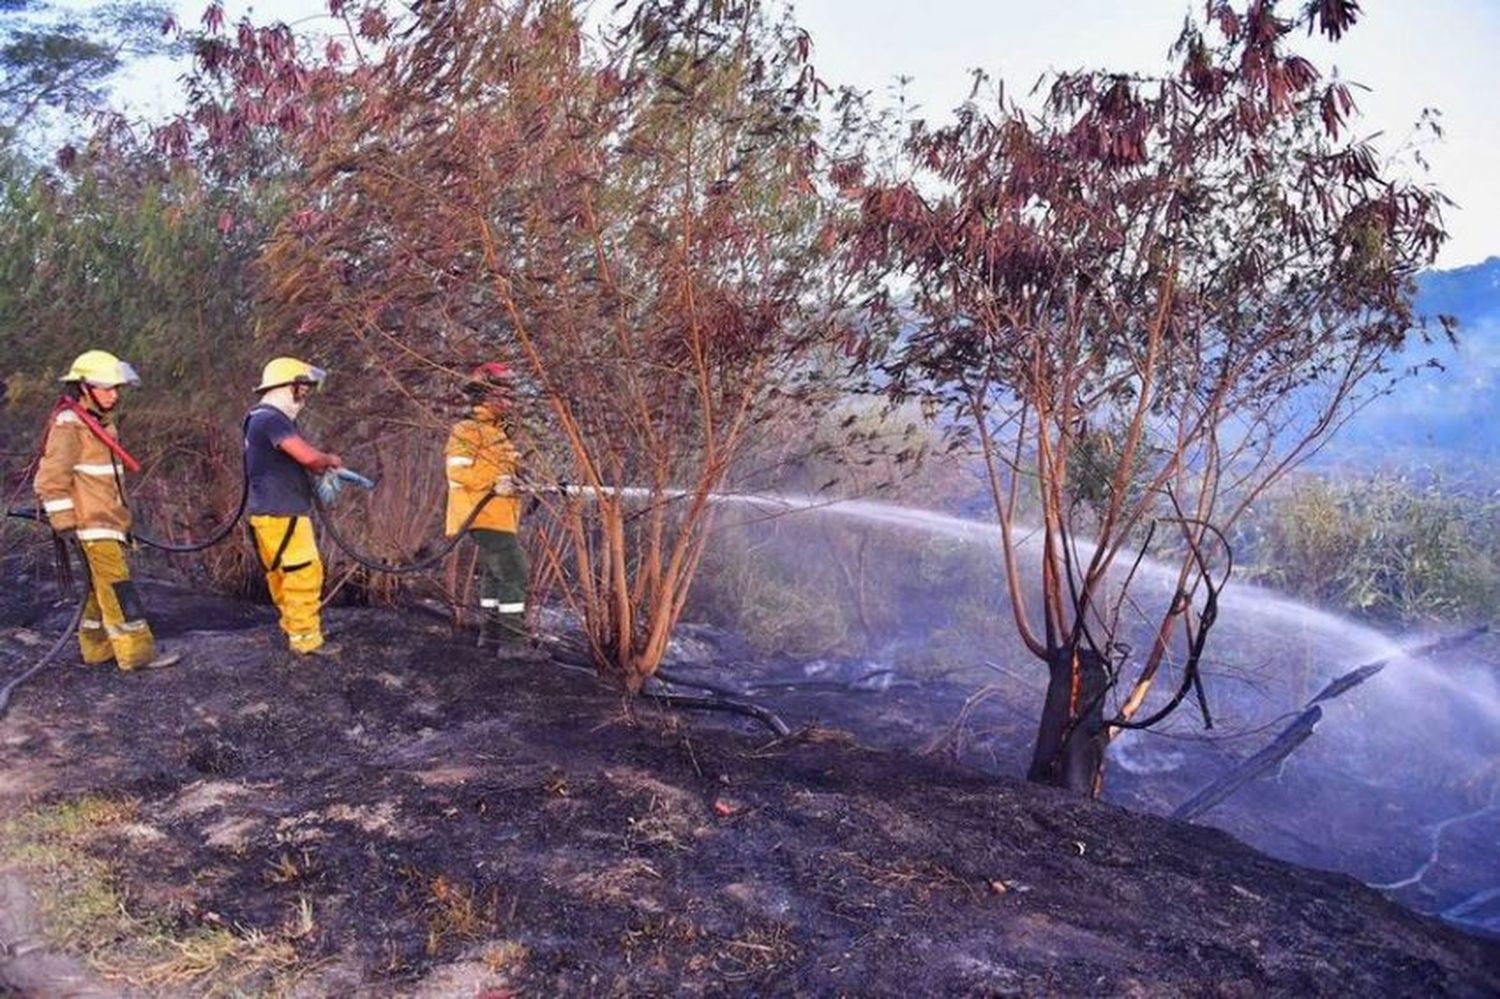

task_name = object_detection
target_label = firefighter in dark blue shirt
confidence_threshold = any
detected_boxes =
[244,357,343,658]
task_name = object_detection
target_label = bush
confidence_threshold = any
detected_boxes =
[1237,474,1500,625]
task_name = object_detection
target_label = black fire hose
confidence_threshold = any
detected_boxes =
[129,472,249,553]
[7,488,249,556]
[311,491,498,575]
[0,536,91,721]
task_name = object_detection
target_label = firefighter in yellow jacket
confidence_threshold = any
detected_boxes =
[33,350,178,670]
[445,363,530,650]
[244,357,344,659]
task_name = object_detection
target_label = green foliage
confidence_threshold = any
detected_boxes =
[1238,474,1500,626]
[0,146,287,593]
[0,0,177,146]
[0,149,274,409]
[691,530,857,659]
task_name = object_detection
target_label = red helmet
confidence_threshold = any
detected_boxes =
[471,362,513,383]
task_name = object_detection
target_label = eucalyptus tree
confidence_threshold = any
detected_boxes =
[846,0,1449,792]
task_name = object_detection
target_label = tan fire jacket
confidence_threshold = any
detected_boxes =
[33,406,133,541]
[444,405,521,536]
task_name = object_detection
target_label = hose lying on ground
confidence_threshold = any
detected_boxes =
[0,539,89,721]
[6,503,796,738]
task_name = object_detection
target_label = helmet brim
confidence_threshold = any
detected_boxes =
[63,360,141,388]
[255,366,327,393]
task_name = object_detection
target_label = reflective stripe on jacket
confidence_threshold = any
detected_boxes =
[444,405,521,536]
[33,408,132,540]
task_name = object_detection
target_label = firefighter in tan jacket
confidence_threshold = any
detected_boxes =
[445,363,529,650]
[33,350,177,670]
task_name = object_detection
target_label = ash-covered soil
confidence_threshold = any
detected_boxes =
[2,578,1498,996]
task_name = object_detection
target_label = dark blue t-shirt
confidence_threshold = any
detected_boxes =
[244,405,313,515]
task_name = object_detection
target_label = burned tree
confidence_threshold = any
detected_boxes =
[846,1,1448,792]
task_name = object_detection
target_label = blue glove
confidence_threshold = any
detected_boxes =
[333,468,376,490]
[316,467,376,505]
[315,470,345,505]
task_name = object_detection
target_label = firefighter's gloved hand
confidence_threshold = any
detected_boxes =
[315,470,346,505]
[317,467,375,504]
[333,468,375,490]
[492,474,517,497]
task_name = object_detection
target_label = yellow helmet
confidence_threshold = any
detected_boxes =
[256,357,327,393]
[61,350,140,388]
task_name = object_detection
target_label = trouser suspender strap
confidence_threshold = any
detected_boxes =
[259,516,299,573]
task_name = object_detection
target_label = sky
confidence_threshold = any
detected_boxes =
[113,0,1500,269]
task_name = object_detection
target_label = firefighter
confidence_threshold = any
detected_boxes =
[445,362,533,651]
[34,350,179,670]
[244,357,343,659]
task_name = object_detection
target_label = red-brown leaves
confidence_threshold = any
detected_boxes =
[842,0,1448,708]
[1305,0,1361,41]
[208,0,846,681]
[357,6,392,43]
[1319,82,1356,138]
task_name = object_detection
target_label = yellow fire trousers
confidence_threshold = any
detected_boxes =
[78,539,156,670]
[249,515,326,654]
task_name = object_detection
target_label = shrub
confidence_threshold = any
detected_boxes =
[1238,474,1500,625]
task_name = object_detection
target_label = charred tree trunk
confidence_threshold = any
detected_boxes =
[1026,645,1109,793]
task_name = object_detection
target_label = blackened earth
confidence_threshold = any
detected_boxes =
[2,576,1498,996]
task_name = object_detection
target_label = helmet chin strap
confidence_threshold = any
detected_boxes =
[81,382,115,413]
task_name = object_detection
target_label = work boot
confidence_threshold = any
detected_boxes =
[476,618,496,651]
[141,650,182,670]
[278,642,342,665]
[121,649,180,671]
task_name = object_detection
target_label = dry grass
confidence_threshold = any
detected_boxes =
[481,938,530,975]
[715,922,801,981]
[846,854,977,901]
[111,926,299,994]
[424,875,499,956]
[0,795,313,995]
[747,725,865,758]
[618,913,703,965]
[568,857,664,904]
[624,806,691,851]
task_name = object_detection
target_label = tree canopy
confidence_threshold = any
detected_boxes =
[845,0,1449,791]
[0,0,176,149]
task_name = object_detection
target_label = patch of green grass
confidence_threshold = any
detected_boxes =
[0,795,307,995]
[0,797,138,951]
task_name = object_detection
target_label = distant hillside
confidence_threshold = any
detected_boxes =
[1332,257,1500,467]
